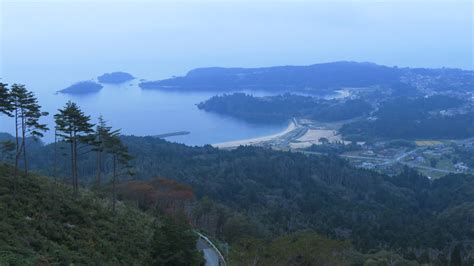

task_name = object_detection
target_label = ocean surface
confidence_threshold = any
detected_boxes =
[0,77,288,146]
[1,1,471,146]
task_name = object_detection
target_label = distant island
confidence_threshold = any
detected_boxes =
[59,81,103,94]
[98,71,135,84]
[139,61,473,94]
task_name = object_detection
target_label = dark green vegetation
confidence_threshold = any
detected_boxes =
[9,134,474,265]
[199,93,474,141]
[98,72,135,84]
[2,80,474,264]
[0,164,202,265]
[341,96,474,140]
[304,141,362,155]
[59,81,103,94]
[198,93,372,123]
[0,83,49,179]
[139,61,473,93]
[229,232,418,265]
[1,83,205,265]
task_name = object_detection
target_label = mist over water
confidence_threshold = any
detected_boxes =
[1,0,472,144]
[0,78,287,145]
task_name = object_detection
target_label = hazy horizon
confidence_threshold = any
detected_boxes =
[1,0,473,89]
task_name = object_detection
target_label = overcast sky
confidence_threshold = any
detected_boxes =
[1,0,472,83]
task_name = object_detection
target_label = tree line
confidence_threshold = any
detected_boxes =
[0,83,132,211]
[197,93,372,124]
[340,95,474,140]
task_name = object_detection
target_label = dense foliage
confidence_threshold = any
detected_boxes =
[198,93,372,123]
[8,135,474,264]
[2,79,474,264]
[0,164,151,264]
[198,93,474,141]
[229,232,355,265]
[341,96,474,140]
[0,163,203,265]
[229,232,419,265]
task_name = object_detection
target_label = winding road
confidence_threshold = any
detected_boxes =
[195,232,226,266]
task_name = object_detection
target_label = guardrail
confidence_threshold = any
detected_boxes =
[195,231,227,266]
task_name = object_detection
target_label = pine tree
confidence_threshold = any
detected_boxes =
[104,132,133,213]
[22,90,49,175]
[92,116,119,187]
[0,140,15,163]
[0,83,14,162]
[10,84,27,177]
[150,215,204,266]
[450,244,462,266]
[0,83,14,117]
[54,101,94,196]
[88,117,133,212]
[10,84,48,175]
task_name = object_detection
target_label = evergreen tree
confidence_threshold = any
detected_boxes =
[10,84,27,177]
[89,116,132,212]
[450,244,462,266]
[22,91,48,175]
[0,83,14,117]
[92,116,119,187]
[150,215,204,266]
[0,83,14,162]
[54,101,94,196]
[9,84,48,175]
[105,131,133,213]
[0,140,15,163]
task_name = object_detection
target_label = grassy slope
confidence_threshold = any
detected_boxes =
[0,164,154,265]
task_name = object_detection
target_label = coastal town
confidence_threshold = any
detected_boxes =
[213,117,474,179]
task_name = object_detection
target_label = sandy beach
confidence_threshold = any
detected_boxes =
[212,119,297,149]
[289,128,343,149]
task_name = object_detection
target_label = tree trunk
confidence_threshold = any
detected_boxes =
[70,140,74,194]
[74,137,78,196]
[70,132,75,196]
[14,108,19,177]
[13,108,19,197]
[96,150,102,187]
[112,154,117,214]
[53,130,57,181]
[21,112,28,176]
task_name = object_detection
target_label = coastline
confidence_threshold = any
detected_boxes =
[212,119,297,149]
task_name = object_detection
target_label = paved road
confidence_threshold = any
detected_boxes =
[203,249,219,266]
[195,232,226,266]
[301,148,455,174]
[197,238,220,266]
[259,118,308,147]
[301,150,387,162]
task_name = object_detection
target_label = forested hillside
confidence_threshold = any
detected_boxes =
[1,82,474,265]
[198,93,372,123]
[341,96,474,140]
[197,93,474,140]
[0,164,203,265]
[5,135,474,265]
[139,61,474,93]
